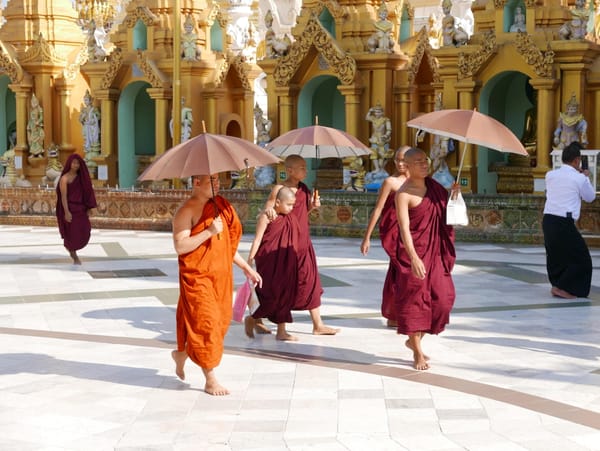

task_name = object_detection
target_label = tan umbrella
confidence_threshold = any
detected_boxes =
[406,109,528,179]
[266,124,370,159]
[138,132,281,182]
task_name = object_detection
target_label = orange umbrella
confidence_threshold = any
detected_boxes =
[266,124,370,159]
[138,132,281,181]
[407,109,528,179]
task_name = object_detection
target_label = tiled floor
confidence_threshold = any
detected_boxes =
[0,224,599,450]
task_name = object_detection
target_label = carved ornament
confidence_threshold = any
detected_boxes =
[136,50,169,88]
[101,47,124,89]
[201,3,227,28]
[457,31,497,80]
[313,0,347,20]
[515,32,554,78]
[493,0,506,8]
[21,33,66,65]
[123,5,159,28]
[524,0,536,7]
[0,42,24,83]
[214,53,252,91]
[408,28,440,84]
[274,13,357,86]
[63,44,89,81]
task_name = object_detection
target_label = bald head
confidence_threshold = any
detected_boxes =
[276,186,296,202]
[284,154,305,168]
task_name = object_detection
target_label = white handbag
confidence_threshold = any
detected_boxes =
[446,191,469,226]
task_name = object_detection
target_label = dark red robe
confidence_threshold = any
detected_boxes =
[395,177,456,335]
[252,214,300,323]
[55,154,97,252]
[176,196,242,369]
[379,192,399,321]
[290,182,323,311]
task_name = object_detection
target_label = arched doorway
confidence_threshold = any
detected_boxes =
[297,75,344,188]
[0,75,16,155]
[478,71,532,194]
[117,81,155,188]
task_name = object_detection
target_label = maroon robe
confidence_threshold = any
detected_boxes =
[395,177,456,335]
[379,192,399,321]
[55,154,97,252]
[252,214,300,323]
[290,182,323,310]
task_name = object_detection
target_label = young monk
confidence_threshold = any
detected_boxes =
[245,186,299,341]
[171,174,261,395]
[360,146,410,327]
[255,154,339,335]
[395,148,458,370]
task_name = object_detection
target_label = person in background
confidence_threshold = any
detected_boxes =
[360,146,410,327]
[56,153,97,265]
[542,141,595,299]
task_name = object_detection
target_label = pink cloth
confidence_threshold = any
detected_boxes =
[394,177,456,335]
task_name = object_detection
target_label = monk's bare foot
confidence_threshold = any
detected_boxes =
[386,319,398,328]
[551,286,576,299]
[313,325,340,335]
[69,250,81,265]
[171,350,186,380]
[244,316,255,339]
[276,331,298,341]
[405,339,430,361]
[254,320,272,335]
[204,381,230,396]
[413,355,430,371]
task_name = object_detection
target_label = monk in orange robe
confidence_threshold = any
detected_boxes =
[395,148,457,371]
[171,174,261,395]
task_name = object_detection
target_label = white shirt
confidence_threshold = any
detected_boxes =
[544,164,596,221]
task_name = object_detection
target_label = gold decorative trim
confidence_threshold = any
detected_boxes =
[524,0,536,7]
[314,0,347,20]
[515,32,554,78]
[123,5,159,28]
[136,50,169,88]
[274,13,357,86]
[0,42,24,83]
[101,47,124,89]
[493,0,506,8]
[21,33,66,65]
[214,53,251,91]
[407,28,440,84]
[457,31,497,80]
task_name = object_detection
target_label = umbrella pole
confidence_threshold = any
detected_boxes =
[455,142,468,183]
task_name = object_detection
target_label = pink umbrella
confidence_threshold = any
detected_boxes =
[266,124,370,159]
[407,109,528,179]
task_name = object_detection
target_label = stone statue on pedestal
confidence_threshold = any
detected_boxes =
[367,1,395,54]
[27,94,45,158]
[553,94,588,150]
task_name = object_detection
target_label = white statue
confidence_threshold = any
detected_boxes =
[42,144,63,187]
[441,0,469,47]
[181,15,201,61]
[254,103,272,147]
[169,98,193,142]
[367,1,395,54]
[509,6,526,32]
[264,10,291,58]
[79,90,101,157]
[366,103,392,172]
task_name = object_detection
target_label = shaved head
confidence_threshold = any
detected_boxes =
[284,154,305,168]
[276,186,296,201]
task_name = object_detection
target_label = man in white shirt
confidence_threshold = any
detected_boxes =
[543,141,596,299]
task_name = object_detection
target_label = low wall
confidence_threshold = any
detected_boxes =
[1,187,599,245]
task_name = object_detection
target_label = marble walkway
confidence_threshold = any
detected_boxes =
[0,225,599,450]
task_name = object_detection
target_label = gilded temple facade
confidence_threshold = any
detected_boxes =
[0,0,599,194]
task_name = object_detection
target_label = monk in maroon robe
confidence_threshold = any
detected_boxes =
[56,153,97,265]
[245,187,299,340]
[256,155,339,335]
[395,148,456,370]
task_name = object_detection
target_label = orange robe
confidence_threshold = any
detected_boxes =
[175,196,242,369]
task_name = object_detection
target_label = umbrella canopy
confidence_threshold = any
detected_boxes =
[406,109,528,156]
[138,132,281,181]
[266,124,370,159]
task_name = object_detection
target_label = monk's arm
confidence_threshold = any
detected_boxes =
[59,176,71,222]
[395,191,426,279]
[263,184,282,220]
[361,179,393,255]
[172,205,220,255]
[247,214,269,264]
[234,252,262,287]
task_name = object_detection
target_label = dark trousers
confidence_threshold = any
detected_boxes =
[542,214,592,297]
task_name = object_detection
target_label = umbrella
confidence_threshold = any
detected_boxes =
[406,108,528,179]
[138,132,281,182]
[266,124,370,159]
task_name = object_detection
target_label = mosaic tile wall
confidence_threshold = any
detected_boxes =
[1,187,599,245]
